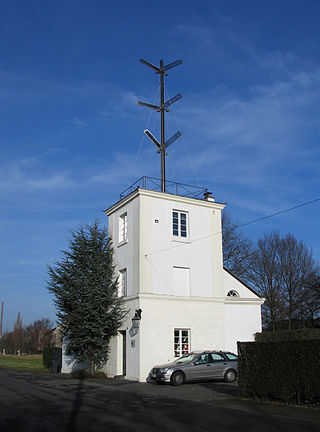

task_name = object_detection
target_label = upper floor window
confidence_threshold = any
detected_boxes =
[118,268,127,297]
[119,212,127,243]
[172,210,188,238]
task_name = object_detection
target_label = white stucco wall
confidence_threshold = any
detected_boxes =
[138,190,225,298]
[105,297,140,380]
[61,338,90,373]
[223,269,264,353]
[138,294,225,381]
[108,196,140,297]
[224,301,263,354]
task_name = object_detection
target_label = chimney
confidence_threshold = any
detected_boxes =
[204,191,215,202]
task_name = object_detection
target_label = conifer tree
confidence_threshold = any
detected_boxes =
[47,221,126,372]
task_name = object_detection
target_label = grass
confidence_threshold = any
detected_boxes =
[0,354,46,372]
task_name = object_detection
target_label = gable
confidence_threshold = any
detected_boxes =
[223,267,261,299]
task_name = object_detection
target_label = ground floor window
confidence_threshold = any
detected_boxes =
[174,329,190,358]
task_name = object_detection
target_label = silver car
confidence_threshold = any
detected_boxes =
[147,350,238,386]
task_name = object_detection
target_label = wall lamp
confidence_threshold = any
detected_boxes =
[129,309,142,337]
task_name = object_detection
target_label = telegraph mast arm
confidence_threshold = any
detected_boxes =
[144,129,161,149]
[138,58,183,192]
[139,58,160,72]
[137,101,160,111]
[165,131,182,148]
[164,94,182,109]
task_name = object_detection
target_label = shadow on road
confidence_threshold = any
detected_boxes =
[65,378,84,431]
[191,380,240,398]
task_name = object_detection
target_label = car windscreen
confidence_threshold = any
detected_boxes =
[174,353,198,364]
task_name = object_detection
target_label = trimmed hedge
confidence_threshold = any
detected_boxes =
[43,346,62,371]
[238,339,320,405]
[255,328,320,342]
[71,370,107,379]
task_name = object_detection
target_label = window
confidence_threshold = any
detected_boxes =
[118,268,127,297]
[211,352,226,361]
[224,352,238,361]
[195,353,212,364]
[172,210,188,238]
[174,329,190,358]
[119,212,127,243]
[227,290,239,297]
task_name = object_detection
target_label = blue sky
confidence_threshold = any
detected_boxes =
[1,0,320,331]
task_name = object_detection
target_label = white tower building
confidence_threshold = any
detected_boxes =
[104,181,264,381]
[61,58,264,379]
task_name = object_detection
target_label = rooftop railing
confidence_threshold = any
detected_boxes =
[120,176,208,200]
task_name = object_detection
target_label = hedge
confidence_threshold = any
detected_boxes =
[255,328,320,342]
[237,339,320,405]
[43,346,62,371]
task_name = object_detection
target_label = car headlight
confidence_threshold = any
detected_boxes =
[159,368,169,374]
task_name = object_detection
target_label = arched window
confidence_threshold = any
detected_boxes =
[227,290,240,297]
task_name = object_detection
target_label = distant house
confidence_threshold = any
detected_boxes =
[47,326,62,349]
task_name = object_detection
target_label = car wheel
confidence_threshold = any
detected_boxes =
[170,371,185,386]
[224,369,237,383]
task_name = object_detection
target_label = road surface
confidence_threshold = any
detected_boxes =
[0,369,319,431]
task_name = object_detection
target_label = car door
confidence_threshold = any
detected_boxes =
[188,353,215,381]
[209,352,229,378]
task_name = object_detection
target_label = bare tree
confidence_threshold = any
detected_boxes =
[11,312,23,354]
[247,231,319,330]
[247,232,285,331]
[300,269,320,327]
[222,212,253,282]
[0,316,53,354]
[277,234,317,329]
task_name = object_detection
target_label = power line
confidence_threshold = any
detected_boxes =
[145,198,320,258]
[238,198,320,229]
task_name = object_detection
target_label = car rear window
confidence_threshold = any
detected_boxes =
[224,352,238,360]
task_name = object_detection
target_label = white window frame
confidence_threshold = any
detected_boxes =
[172,210,188,239]
[118,268,127,297]
[118,212,128,244]
[174,328,190,358]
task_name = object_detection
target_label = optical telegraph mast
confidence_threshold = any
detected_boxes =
[137,58,183,192]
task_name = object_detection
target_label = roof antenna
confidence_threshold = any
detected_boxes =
[137,58,183,193]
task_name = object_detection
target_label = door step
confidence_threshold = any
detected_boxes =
[114,375,126,380]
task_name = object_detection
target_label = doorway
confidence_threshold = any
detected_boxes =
[120,331,126,376]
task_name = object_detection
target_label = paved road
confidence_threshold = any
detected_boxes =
[0,369,319,431]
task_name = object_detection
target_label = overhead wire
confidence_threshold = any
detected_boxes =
[145,197,320,258]
[127,85,160,188]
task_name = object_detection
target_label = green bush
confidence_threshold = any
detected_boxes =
[238,339,320,405]
[71,369,106,379]
[42,346,62,370]
[255,328,320,342]
[43,347,54,369]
